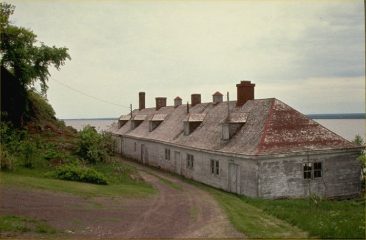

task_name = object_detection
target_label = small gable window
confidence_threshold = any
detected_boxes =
[132,114,148,130]
[149,114,167,132]
[183,113,206,136]
[118,115,131,129]
[187,154,194,169]
[165,148,170,161]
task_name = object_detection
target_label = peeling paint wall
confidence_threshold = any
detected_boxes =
[113,136,361,199]
[258,153,361,199]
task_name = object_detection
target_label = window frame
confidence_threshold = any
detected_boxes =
[187,154,194,169]
[165,148,171,161]
[210,159,220,176]
[303,162,323,180]
[313,162,322,179]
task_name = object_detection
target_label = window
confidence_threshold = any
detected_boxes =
[165,148,170,161]
[134,142,137,152]
[187,154,194,169]
[303,162,322,179]
[303,163,312,179]
[314,162,322,178]
[210,160,220,176]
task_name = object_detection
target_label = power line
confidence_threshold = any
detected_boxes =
[51,77,130,109]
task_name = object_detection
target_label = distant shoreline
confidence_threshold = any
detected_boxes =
[306,113,365,119]
[62,113,365,121]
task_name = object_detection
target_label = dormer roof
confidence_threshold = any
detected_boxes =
[109,99,360,157]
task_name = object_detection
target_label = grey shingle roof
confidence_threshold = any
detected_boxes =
[109,98,359,156]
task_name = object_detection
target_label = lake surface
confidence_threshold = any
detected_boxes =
[63,118,365,142]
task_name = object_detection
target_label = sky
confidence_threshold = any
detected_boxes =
[8,0,365,119]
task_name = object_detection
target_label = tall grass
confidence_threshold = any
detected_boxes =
[240,196,365,239]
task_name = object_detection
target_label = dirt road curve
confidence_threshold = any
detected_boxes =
[1,159,246,239]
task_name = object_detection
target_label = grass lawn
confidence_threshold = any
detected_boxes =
[240,195,366,239]
[1,160,156,199]
[174,172,365,239]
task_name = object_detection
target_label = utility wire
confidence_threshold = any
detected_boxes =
[51,77,131,109]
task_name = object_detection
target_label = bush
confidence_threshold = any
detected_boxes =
[45,165,108,185]
[0,119,26,153]
[1,147,16,171]
[76,125,115,164]
[19,140,37,168]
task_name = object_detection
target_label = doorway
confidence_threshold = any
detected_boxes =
[174,151,181,175]
[229,163,240,194]
[141,144,148,165]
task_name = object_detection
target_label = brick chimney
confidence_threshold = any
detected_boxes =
[212,91,223,104]
[191,94,201,107]
[236,81,255,107]
[139,92,145,110]
[174,96,182,108]
[155,97,167,111]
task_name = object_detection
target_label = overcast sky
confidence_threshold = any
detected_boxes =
[8,1,365,119]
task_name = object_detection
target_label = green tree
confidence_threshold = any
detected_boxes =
[0,2,71,93]
[1,2,70,127]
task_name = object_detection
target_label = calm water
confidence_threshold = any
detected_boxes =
[64,119,117,132]
[64,118,365,142]
[314,119,365,142]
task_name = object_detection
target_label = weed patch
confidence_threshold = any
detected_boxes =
[0,215,56,237]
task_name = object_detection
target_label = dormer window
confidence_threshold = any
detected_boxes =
[149,114,167,132]
[221,112,249,140]
[183,113,206,136]
[131,114,148,130]
[118,115,131,129]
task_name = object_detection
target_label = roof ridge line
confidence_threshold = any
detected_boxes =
[255,98,276,156]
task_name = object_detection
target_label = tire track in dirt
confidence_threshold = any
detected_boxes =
[1,158,246,239]
[122,159,246,238]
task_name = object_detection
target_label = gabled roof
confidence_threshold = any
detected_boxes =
[109,98,360,156]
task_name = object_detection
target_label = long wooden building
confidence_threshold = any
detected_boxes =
[109,81,362,199]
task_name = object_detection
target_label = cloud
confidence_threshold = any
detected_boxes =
[9,1,365,118]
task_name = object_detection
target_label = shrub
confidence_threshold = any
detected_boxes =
[0,120,26,153]
[45,165,108,185]
[76,125,104,164]
[76,125,115,164]
[19,140,37,168]
[1,147,16,170]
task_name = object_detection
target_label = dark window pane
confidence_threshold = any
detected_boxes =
[314,170,322,178]
[314,162,322,170]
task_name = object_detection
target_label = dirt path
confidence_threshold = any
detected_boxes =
[1,158,245,239]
